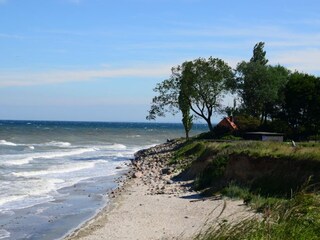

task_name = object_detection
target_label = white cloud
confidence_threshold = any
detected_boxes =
[0,65,172,87]
[272,49,320,73]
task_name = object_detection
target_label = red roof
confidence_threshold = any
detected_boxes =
[217,117,238,130]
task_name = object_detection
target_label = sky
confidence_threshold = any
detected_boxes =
[0,0,319,122]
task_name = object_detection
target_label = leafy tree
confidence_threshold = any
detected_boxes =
[282,72,320,138]
[234,115,260,132]
[146,77,180,120]
[147,57,234,133]
[250,42,268,65]
[235,60,268,118]
[261,65,290,122]
[233,42,289,124]
[181,57,234,132]
[178,69,193,139]
[179,90,193,139]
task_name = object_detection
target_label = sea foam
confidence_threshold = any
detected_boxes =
[1,148,96,166]
[0,140,17,146]
[102,143,127,150]
[45,141,72,147]
[0,229,10,239]
[0,178,62,210]
[12,162,96,177]
[3,157,33,166]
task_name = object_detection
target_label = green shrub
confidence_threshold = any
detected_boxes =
[196,131,215,140]
[220,135,243,141]
[234,115,260,132]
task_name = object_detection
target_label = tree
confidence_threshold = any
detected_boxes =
[178,68,193,139]
[146,77,180,120]
[147,57,234,133]
[263,65,290,121]
[250,42,268,65]
[178,88,193,139]
[233,42,289,124]
[282,72,320,138]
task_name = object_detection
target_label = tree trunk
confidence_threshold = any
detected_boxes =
[206,118,214,132]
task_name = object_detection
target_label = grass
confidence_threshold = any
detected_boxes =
[177,140,320,239]
[178,140,320,161]
[221,183,286,212]
[172,141,207,161]
[196,190,320,240]
[170,140,320,194]
[194,154,229,190]
[169,141,207,170]
[199,140,320,161]
[228,141,320,161]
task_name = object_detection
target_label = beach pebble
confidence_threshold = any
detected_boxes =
[133,171,143,178]
[166,180,174,184]
[161,167,172,175]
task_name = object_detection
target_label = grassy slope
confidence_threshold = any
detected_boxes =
[170,139,320,240]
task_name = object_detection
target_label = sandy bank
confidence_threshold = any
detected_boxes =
[65,141,252,240]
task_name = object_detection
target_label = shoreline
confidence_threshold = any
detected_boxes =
[62,170,131,240]
[64,141,252,240]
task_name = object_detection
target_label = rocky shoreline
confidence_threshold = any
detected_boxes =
[131,140,193,195]
[105,140,185,200]
[65,140,251,240]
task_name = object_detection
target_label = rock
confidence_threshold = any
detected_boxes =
[166,180,174,184]
[161,167,173,175]
[115,166,122,169]
[133,171,143,178]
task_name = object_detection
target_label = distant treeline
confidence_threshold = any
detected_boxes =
[147,42,320,141]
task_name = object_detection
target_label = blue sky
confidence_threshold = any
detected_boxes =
[0,0,319,122]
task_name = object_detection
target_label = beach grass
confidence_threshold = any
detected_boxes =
[200,140,320,161]
[175,139,320,239]
[196,189,320,240]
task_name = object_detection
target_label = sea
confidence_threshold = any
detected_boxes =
[0,120,207,240]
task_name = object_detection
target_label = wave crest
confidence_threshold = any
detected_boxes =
[0,140,17,146]
[12,162,96,177]
[0,229,10,239]
[45,141,72,147]
[1,148,97,166]
[102,143,127,150]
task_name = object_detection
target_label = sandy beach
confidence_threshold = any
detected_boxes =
[65,141,252,240]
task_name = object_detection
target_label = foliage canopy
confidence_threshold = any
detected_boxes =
[147,57,234,133]
[147,42,320,140]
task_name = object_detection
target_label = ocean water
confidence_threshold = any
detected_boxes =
[0,120,206,240]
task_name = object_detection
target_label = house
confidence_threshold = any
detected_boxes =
[217,116,238,131]
[245,132,284,142]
